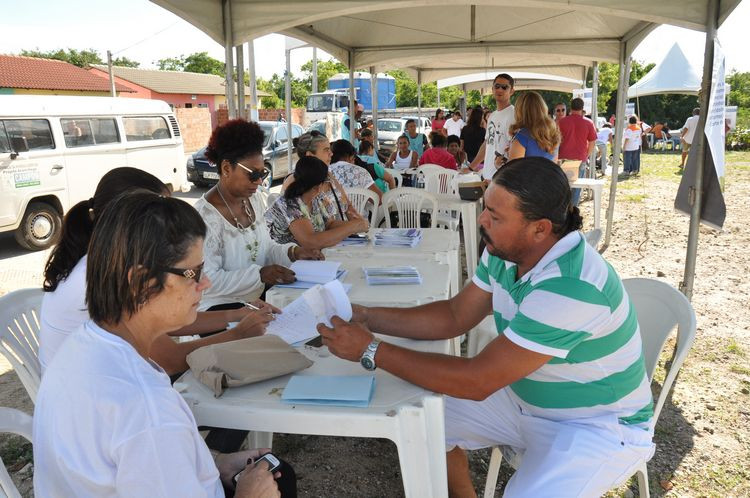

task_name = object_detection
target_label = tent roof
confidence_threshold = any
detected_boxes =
[627,43,703,98]
[437,71,583,93]
[152,1,742,80]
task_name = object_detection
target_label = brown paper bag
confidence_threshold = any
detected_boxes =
[186,335,313,397]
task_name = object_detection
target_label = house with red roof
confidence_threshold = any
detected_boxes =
[0,55,134,96]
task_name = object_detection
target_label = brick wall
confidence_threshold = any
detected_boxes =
[175,107,212,153]
[215,107,305,129]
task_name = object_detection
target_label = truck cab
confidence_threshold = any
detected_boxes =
[306,89,354,126]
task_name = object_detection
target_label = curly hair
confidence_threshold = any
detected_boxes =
[204,119,265,167]
[509,92,560,154]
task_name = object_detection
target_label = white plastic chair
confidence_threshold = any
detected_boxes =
[387,169,404,188]
[583,228,602,248]
[381,187,438,229]
[476,278,696,498]
[0,288,43,403]
[345,187,380,226]
[0,407,33,498]
[266,192,280,209]
[420,169,460,230]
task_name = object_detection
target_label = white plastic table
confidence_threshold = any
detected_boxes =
[570,178,605,229]
[177,336,449,497]
[267,256,452,309]
[323,229,462,296]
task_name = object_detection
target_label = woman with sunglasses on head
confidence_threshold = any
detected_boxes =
[35,191,289,497]
[265,156,368,250]
[195,120,323,312]
[41,167,276,377]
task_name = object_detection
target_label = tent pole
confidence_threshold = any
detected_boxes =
[285,47,293,173]
[222,0,236,119]
[348,51,356,146]
[236,43,245,120]
[590,62,600,178]
[370,67,379,150]
[601,43,632,253]
[680,0,720,300]
[417,70,422,127]
[248,40,259,122]
[312,47,318,93]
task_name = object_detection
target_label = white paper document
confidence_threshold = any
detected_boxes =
[266,279,353,344]
[288,260,342,284]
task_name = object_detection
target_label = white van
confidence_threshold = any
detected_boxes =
[0,95,189,250]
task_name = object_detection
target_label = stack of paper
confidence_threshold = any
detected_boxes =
[363,266,422,285]
[373,228,423,248]
[276,260,346,289]
[338,233,370,246]
[281,375,376,407]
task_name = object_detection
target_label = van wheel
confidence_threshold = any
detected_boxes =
[14,202,62,251]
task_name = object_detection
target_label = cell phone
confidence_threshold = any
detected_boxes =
[306,335,324,347]
[232,453,282,485]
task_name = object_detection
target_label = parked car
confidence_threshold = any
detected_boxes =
[306,119,327,135]
[187,121,304,188]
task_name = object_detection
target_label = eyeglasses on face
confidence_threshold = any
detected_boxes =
[160,262,204,283]
[493,83,511,90]
[236,161,270,182]
[555,108,566,113]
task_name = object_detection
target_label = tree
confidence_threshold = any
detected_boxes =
[20,48,103,68]
[300,59,348,92]
[156,52,224,76]
[112,56,139,68]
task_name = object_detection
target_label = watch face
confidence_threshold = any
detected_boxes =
[361,356,376,371]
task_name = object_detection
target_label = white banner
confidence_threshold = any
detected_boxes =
[704,38,726,186]
[572,88,593,114]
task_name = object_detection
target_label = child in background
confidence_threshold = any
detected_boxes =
[446,135,467,169]
[622,116,642,175]
[418,132,458,170]
[359,141,395,192]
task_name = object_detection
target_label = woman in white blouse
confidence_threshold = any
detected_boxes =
[195,119,323,311]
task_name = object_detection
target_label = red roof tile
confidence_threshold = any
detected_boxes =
[0,55,133,93]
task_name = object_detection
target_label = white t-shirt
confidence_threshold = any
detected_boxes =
[482,106,515,180]
[596,128,614,145]
[195,194,295,310]
[39,255,89,373]
[623,127,642,151]
[34,321,222,497]
[443,118,465,138]
[681,115,700,144]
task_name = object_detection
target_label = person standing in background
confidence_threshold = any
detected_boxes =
[557,98,596,206]
[469,73,515,180]
[679,107,700,171]
[460,105,486,164]
[431,109,447,135]
[443,110,465,138]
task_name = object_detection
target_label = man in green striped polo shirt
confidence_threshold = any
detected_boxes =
[319,157,655,496]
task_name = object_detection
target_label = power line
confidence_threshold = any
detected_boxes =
[113,21,180,56]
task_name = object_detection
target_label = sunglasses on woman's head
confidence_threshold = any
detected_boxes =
[160,262,204,283]
[236,161,270,182]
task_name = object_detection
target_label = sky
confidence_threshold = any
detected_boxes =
[1,0,748,82]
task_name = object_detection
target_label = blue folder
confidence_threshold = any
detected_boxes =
[281,375,376,407]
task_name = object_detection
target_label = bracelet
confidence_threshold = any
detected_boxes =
[290,246,299,262]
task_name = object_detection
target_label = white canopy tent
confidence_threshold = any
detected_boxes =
[152,0,742,302]
[628,43,702,98]
[437,71,584,93]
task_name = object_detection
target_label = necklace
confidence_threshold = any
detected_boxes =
[216,184,259,261]
[216,183,256,232]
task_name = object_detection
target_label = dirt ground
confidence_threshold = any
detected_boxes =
[1,151,748,497]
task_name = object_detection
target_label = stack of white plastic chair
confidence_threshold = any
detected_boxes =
[345,187,380,226]
[419,166,460,230]
[381,187,438,228]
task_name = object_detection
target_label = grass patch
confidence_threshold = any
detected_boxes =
[623,193,647,203]
[726,339,746,357]
[0,435,32,470]
[730,365,750,375]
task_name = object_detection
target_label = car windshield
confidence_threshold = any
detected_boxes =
[310,121,326,134]
[307,95,334,112]
[260,123,273,147]
[378,120,404,132]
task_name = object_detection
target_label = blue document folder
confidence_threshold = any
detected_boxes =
[281,375,376,407]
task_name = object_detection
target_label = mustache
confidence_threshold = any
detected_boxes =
[479,226,490,242]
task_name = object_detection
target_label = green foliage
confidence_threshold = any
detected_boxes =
[112,56,139,68]
[727,127,750,151]
[156,52,224,76]
[727,71,750,109]
[256,73,308,108]
[20,48,103,67]
[300,59,348,93]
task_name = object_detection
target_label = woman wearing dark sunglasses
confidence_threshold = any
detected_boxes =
[35,191,286,497]
[195,120,323,312]
[41,167,277,377]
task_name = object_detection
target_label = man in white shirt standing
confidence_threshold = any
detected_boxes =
[680,107,701,171]
[443,110,465,138]
[469,73,515,180]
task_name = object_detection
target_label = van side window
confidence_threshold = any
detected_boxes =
[0,122,9,153]
[61,118,119,148]
[3,119,55,151]
[123,116,171,142]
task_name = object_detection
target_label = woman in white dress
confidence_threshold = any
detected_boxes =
[194,119,323,311]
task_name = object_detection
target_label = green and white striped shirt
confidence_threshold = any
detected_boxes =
[473,231,653,429]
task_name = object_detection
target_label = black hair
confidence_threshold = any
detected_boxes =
[494,73,515,88]
[446,135,460,146]
[360,128,373,138]
[629,116,638,124]
[571,98,585,111]
[358,141,374,154]
[433,108,444,120]
[43,167,166,292]
[466,105,483,129]
[492,157,583,237]
[430,131,447,148]
[86,191,206,324]
[205,119,265,168]
[285,156,329,199]
[405,119,416,126]
[331,139,357,163]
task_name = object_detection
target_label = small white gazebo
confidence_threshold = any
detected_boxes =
[628,43,702,98]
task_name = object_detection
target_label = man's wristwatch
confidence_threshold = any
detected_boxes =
[360,338,381,371]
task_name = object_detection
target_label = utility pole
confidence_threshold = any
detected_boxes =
[107,50,116,97]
